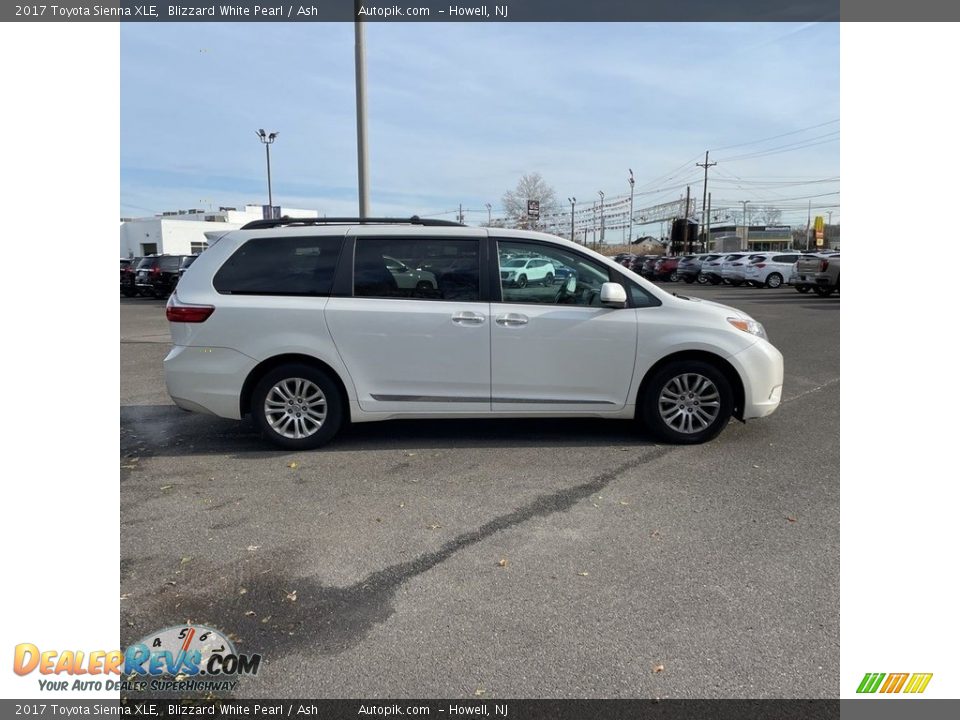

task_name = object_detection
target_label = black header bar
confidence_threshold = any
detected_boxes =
[9,0,955,23]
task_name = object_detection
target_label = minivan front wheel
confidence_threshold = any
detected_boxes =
[641,361,733,444]
[251,364,343,449]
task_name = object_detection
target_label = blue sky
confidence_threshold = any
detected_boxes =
[121,22,839,227]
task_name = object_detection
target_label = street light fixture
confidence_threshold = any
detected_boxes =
[597,190,605,246]
[485,203,492,226]
[568,197,576,242]
[627,170,635,244]
[256,129,279,215]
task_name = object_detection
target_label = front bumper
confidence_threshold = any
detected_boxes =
[728,339,784,420]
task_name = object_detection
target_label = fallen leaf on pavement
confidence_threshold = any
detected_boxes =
[260,616,271,624]
[498,558,508,567]
[786,516,797,523]
[474,688,486,697]
[285,590,298,602]
[427,524,442,530]
[244,610,256,617]
[160,485,173,491]
[287,462,298,469]
[247,545,260,552]
[653,664,665,673]
[577,571,589,577]
[239,588,247,596]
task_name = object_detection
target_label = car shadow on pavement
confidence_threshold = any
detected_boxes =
[121,404,655,458]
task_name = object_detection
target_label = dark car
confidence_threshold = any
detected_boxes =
[651,256,680,282]
[613,253,636,268]
[121,257,142,297]
[676,254,703,284]
[135,255,193,299]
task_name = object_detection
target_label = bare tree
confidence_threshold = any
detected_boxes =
[755,206,783,226]
[501,172,559,230]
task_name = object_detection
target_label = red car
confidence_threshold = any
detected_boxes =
[652,256,680,282]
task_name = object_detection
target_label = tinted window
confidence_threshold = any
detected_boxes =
[354,238,480,301]
[136,257,158,270]
[214,236,344,296]
[773,254,799,263]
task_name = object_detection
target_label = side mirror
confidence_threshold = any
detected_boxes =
[600,282,628,308]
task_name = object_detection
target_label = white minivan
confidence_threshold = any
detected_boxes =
[164,217,783,449]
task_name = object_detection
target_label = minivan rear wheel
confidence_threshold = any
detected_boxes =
[251,363,343,450]
[641,361,733,444]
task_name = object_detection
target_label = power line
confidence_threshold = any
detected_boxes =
[708,119,839,153]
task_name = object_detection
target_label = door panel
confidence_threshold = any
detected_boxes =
[325,298,491,413]
[491,304,638,411]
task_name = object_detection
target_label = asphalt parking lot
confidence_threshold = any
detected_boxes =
[120,283,839,699]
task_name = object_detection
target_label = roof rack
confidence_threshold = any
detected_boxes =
[240,216,465,230]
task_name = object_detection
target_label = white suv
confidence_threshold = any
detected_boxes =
[744,252,801,289]
[164,217,783,448]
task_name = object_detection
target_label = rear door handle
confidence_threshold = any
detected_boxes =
[496,313,529,327]
[452,311,485,325]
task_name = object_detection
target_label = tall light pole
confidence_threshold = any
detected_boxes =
[741,200,750,250]
[354,1,370,219]
[485,203,492,226]
[598,190,605,246]
[256,129,278,214]
[568,197,576,242]
[627,169,635,245]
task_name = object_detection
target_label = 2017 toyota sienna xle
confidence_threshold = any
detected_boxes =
[164,217,783,449]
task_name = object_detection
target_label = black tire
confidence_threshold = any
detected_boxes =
[415,280,432,291]
[765,273,783,289]
[543,272,554,286]
[251,363,344,450]
[122,288,136,297]
[796,285,810,294]
[516,274,528,288]
[708,276,721,285]
[641,360,733,444]
[669,271,679,282]
[814,284,835,297]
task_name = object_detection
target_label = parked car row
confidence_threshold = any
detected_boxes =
[121,254,198,298]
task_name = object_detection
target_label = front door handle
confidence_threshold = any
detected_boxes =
[496,313,529,327]
[452,311,485,325]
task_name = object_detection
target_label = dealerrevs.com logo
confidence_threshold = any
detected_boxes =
[13,625,261,693]
[856,672,933,694]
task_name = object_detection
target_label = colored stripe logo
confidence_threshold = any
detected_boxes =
[857,672,933,694]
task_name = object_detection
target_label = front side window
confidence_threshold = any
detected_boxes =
[213,235,344,296]
[354,238,480,301]
[497,240,611,306]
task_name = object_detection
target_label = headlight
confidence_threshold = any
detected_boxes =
[727,316,767,340]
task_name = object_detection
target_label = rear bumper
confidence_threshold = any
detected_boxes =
[728,339,784,420]
[164,345,257,420]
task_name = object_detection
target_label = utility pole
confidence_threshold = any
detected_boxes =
[457,203,464,224]
[568,197,576,242]
[484,203,492,226]
[706,192,712,251]
[628,169,635,245]
[592,200,598,249]
[354,0,370,219]
[696,151,716,250]
[256,130,278,213]
[806,199,812,250]
[598,190,605,247]
[682,186,691,254]
[741,200,751,250]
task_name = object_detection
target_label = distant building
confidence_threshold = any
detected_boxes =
[708,224,793,252]
[119,204,318,258]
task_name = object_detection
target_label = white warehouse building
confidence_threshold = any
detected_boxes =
[120,205,319,258]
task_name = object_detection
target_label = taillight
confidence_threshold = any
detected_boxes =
[819,259,829,272]
[755,263,766,269]
[166,295,215,323]
[150,265,161,276]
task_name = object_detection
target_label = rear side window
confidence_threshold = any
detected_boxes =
[354,238,480,301]
[213,236,344,296]
[773,254,799,263]
[160,256,183,271]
